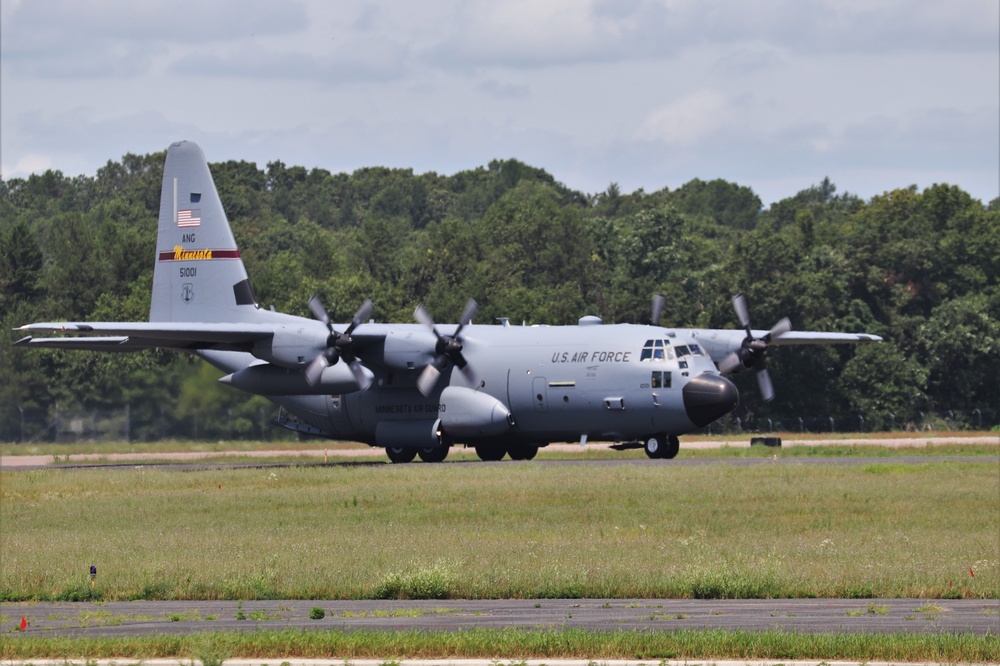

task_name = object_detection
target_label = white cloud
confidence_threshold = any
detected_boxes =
[1,153,53,180]
[636,90,736,145]
[1,0,997,206]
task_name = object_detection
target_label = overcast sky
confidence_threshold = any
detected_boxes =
[2,0,998,207]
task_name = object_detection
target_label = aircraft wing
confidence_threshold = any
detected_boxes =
[765,331,883,345]
[14,322,276,352]
[691,327,882,368]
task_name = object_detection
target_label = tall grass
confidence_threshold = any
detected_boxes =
[2,461,997,600]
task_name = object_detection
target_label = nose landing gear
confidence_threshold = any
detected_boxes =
[643,434,680,459]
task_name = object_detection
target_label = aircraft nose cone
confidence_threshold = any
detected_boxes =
[683,373,739,427]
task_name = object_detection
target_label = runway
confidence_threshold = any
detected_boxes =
[3,598,997,638]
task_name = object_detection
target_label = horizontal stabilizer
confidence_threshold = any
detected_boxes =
[14,336,148,351]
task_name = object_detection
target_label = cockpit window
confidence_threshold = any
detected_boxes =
[641,339,674,362]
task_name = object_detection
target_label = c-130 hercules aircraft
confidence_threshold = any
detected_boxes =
[16,142,882,462]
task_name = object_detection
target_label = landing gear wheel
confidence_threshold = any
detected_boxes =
[663,435,680,459]
[475,444,506,461]
[386,447,417,463]
[644,435,664,459]
[507,443,538,460]
[417,446,449,463]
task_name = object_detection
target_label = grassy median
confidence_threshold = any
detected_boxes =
[3,627,998,663]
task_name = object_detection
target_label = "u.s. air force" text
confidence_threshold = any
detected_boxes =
[551,350,631,364]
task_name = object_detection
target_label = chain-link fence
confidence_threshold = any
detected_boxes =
[697,408,998,436]
[1,404,286,443]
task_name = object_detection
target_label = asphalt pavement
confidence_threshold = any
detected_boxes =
[3,598,997,638]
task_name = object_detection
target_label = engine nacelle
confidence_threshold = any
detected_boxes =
[438,386,512,438]
[251,324,329,368]
[220,361,371,395]
[383,328,437,370]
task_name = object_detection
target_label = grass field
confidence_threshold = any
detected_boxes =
[3,627,998,663]
[2,456,997,602]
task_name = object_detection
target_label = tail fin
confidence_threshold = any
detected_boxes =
[150,141,260,323]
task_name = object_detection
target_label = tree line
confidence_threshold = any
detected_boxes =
[2,150,997,441]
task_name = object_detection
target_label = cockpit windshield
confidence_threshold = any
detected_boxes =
[641,339,703,361]
[641,339,674,361]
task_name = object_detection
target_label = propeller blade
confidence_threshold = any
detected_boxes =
[347,298,374,333]
[416,364,441,397]
[453,299,479,339]
[348,359,374,391]
[732,294,750,330]
[768,316,791,341]
[414,304,436,330]
[459,299,478,326]
[757,368,775,402]
[651,294,666,325]
[308,295,331,326]
[718,351,743,375]
[459,362,479,388]
[303,354,329,386]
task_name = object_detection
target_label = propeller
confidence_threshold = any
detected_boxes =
[717,294,791,402]
[651,294,666,326]
[304,296,374,390]
[413,299,479,396]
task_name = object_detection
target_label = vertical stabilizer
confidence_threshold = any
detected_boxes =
[150,141,259,323]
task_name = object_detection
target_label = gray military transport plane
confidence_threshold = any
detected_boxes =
[16,141,882,463]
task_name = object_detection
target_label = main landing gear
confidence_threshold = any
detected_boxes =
[474,443,538,461]
[385,445,451,463]
[386,446,418,463]
[643,434,680,459]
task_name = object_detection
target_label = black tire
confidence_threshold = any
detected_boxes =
[643,435,664,459]
[386,447,417,463]
[663,435,680,459]
[508,443,538,460]
[475,444,506,461]
[417,446,449,463]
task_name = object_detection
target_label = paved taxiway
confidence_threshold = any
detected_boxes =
[2,435,997,468]
[1,454,996,473]
[3,598,997,638]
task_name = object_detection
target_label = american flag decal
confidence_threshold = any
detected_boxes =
[177,209,201,228]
